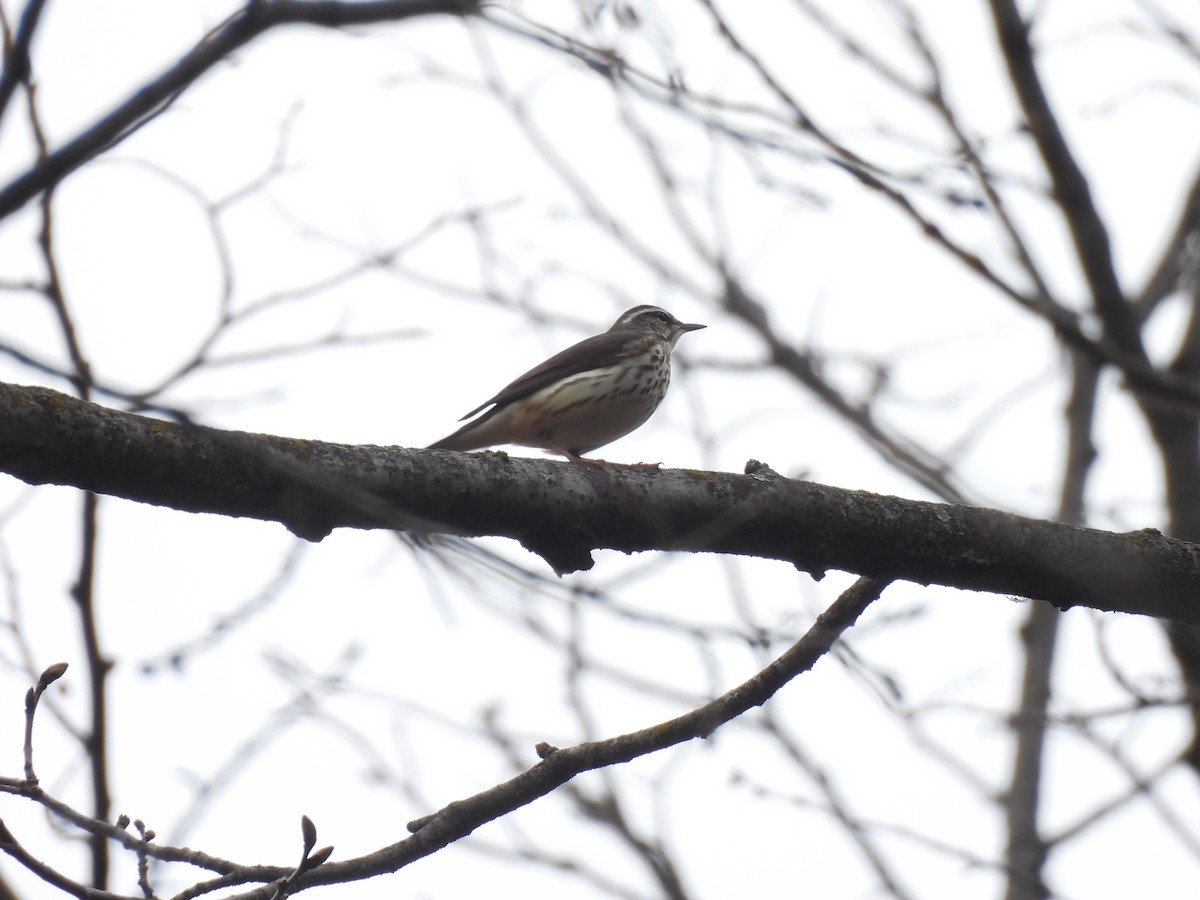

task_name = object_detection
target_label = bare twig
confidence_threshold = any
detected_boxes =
[0,0,481,220]
[22,662,68,783]
[267,817,333,900]
[0,581,881,898]
[0,0,50,129]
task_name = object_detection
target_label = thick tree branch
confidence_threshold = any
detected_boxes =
[0,382,1196,623]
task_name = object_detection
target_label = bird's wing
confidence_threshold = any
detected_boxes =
[456,329,628,420]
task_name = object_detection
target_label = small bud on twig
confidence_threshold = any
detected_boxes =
[300,815,317,854]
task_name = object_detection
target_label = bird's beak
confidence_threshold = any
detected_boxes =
[678,322,705,333]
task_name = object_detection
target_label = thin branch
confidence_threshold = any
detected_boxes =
[1134,163,1200,320]
[22,662,68,783]
[0,820,126,900]
[73,492,109,889]
[0,0,50,129]
[1004,348,1100,900]
[987,0,1143,360]
[759,708,917,900]
[0,0,480,220]
[0,579,883,898]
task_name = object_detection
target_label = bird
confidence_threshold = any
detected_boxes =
[428,305,704,465]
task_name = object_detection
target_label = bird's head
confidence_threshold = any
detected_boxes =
[609,305,705,348]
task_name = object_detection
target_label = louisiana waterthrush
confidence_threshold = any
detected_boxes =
[428,305,704,464]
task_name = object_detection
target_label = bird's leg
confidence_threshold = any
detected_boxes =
[548,442,609,467]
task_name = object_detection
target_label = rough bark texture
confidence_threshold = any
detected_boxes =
[2,381,1197,621]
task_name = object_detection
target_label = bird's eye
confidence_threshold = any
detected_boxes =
[656,311,669,323]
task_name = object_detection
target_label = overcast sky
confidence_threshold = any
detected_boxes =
[2,2,1199,898]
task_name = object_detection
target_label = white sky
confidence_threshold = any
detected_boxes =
[1,1,1199,898]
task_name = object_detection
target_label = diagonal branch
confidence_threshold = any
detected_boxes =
[0,0,480,220]
[366,576,888,897]
[987,0,1144,359]
[0,577,884,898]
[1136,163,1200,320]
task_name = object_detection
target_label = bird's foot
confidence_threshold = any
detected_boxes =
[551,444,609,467]
[571,455,610,468]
